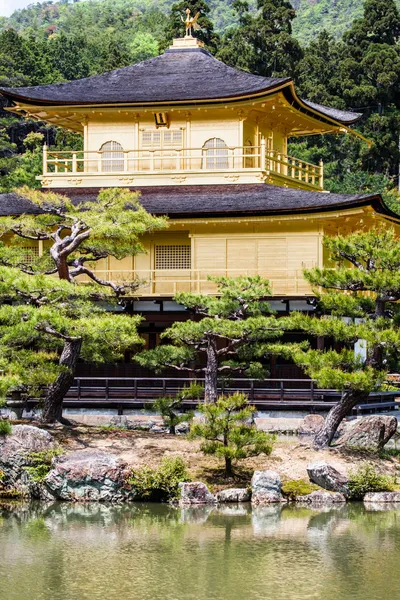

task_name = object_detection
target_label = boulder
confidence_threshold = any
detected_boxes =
[364,492,400,503]
[251,470,285,505]
[0,425,56,497]
[45,450,134,502]
[216,488,251,503]
[307,462,349,498]
[337,415,398,451]
[295,490,347,505]
[178,482,216,506]
[298,414,325,435]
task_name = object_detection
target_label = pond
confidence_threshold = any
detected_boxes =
[1,502,400,600]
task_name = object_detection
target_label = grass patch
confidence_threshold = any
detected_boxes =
[128,456,190,502]
[281,479,320,501]
[0,420,12,436]
[23,448,64,483]
[96,425,129,433]
[347,464,396,500]
[379,447,400,460]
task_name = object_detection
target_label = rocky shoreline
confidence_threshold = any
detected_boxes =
[1,424,399,507]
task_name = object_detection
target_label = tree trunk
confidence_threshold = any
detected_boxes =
[225,456,233,477]
[204,338,219,403]
[41,338,82,423]
[313,389,369,449]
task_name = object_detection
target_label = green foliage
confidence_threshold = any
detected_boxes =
[190,393,275,475]
[23,447,64,483]
[281,479,320,500]
[136,276,289,402]
[0,188,166,410]
[150,396,194,434]
[128,456,191,502]
[0,420,12,436]
[179,382,204,401]
[347,464,396,500]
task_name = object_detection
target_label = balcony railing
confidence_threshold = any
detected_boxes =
[76,268,313,297]
[41,142,324,190]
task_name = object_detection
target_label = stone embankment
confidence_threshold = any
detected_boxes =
[1,424,400,505]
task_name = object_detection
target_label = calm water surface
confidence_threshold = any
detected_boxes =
[1,501,400,600]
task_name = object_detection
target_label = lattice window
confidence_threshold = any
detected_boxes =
[155,245,191,270]
[100,140,124,172]
[202,137,229,169]
[12,246,40,266]
[141,130,183,148]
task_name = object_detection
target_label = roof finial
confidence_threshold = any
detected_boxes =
[181,8,201,38]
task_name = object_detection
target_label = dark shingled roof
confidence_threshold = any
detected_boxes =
[0,46,361,125]
[0,184,397,220]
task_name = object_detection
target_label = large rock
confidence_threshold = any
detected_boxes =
[295,491,347,505]
[0,425,56,497]
[45,450,134,502]
[337,416,398,451]
[298,414,325,435]
[307,462,349,498]
[216,488,251,503]
[364,492,400,503]
[179,482,216,506]
[251,470,285,505]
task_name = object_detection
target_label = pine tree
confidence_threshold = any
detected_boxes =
[217,0,303,78]
[0,188,167,422]
[136,276,293,403]
[289,227,400,448]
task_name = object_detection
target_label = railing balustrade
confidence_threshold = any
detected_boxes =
[42,145,324,190]
[75,268,312,297]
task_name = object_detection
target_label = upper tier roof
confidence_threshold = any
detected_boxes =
[0,184,396,221]
[0,42,361,125]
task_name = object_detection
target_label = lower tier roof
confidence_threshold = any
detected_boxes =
[0,184,397,220]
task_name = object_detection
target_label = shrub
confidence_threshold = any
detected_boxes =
[151,396,194,435]
[190,393,275,476]
[129,456,191,502]
[347,464,395,500]
[0,420,12,436]
[281,479,320,500]
[23,448,64,483]
[179,382,204,401]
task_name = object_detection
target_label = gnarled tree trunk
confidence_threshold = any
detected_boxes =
[314,389,369,449]
[204,339,219,403]
[41,338,82,423]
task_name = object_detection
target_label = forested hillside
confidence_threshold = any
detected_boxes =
[1,0,400,213]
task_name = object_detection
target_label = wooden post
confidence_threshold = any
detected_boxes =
[319,160,324,189]
[280,380,284,402]
[98,152,102,173]
[124,151,128,172]
[260,137,266,170]
[42,144,48,175]
[105,379,109,401]
[72,152,77,174]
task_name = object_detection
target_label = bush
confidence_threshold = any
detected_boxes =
[347,464,395,500]
[129,456,191,502]
[281,479,320,500]
[179,382,204,401]
[23,448,64,483]
[0,420,12,436]
[151,396,194,435]
[190,393,275,476]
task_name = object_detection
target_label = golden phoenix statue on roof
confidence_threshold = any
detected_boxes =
[182,8,201,37]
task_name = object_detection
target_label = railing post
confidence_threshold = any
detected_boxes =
[77,379,81,402]
[150,151,154,171]
[42,144,48,175]
[310,380,315,402]
[72,152,77,174]
[280,380,284,402]
[134,379,138,401]
[319,160,324,189]
[260,137,266,170]
[105,379,109,401]
[124,151,128,172]
[98,152,102,173]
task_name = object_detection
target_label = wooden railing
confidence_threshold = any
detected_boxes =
[266,151,324,189]
[77,268,313,297]
[42,142,324,190]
